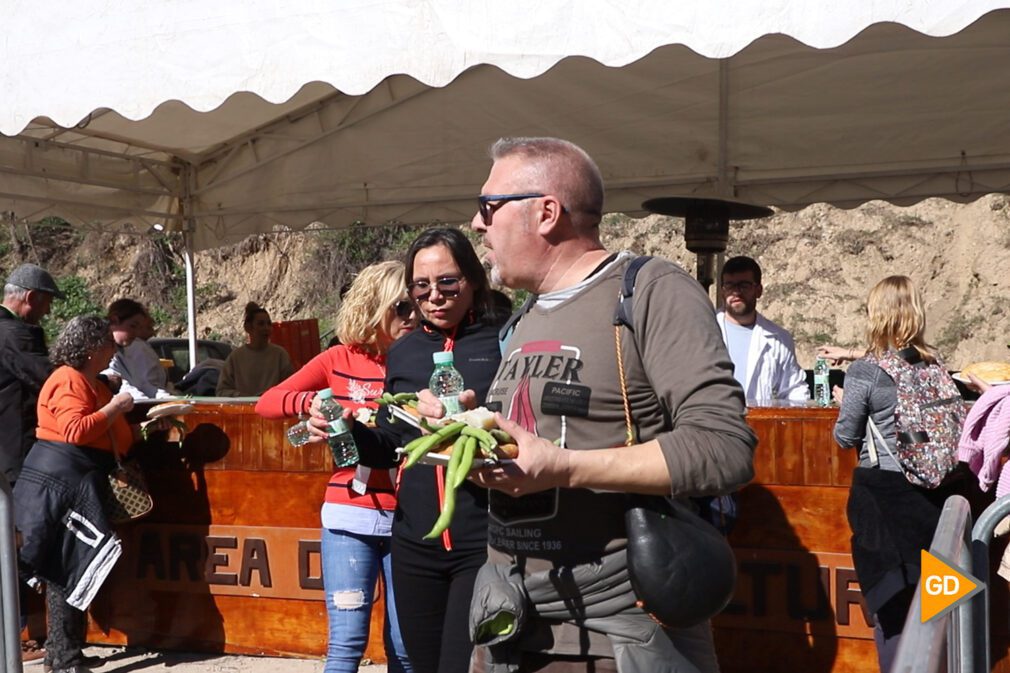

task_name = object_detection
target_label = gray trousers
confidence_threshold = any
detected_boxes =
[45,583,87,670]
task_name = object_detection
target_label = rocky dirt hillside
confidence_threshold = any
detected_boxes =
[6,194,1009,371]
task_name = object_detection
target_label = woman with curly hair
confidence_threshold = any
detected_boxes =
[15,316,138,673]
[256,260,416,673]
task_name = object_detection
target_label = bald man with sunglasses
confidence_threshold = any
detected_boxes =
[417,138,755,673]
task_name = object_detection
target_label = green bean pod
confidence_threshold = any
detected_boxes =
[392,392,418,404]
[452,436,478,489]
[489,428,514,445]
[423,436,466,539]
[403,422,466,469]
[461,426,497,450]
[402,433,430,454]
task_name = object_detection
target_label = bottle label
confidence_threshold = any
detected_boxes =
[814,374,830,405]
[327,418,350,436]
[440,394,462,416]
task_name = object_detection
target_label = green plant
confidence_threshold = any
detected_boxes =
[41,275,104,342]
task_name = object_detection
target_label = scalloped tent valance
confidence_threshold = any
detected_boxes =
[3,0,1010,252]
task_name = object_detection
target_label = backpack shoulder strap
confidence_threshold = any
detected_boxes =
[498,293,536,354]
[613,255,654,332]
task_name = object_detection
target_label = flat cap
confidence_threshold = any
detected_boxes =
[6,263,64,299]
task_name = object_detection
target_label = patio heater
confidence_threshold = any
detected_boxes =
[641,197,773,291]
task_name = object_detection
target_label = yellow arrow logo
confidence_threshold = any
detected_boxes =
[920,549,984,623]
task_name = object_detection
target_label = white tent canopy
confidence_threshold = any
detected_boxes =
[4,0,1010,253]
[4,1,1010,365]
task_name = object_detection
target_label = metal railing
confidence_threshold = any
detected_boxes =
[971,494,1010,673]
[0,475,22,673]
[891,493,1010,673]
[893,495,974,673]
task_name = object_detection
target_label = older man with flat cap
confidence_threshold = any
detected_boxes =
[0,263,62,486]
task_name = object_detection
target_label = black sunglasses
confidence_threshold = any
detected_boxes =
[477,193,547,225]
[408,277,462,301]
[393,299,414,320]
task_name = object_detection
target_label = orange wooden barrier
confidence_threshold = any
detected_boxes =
[272,319,321,371]
[79,401,1010,670]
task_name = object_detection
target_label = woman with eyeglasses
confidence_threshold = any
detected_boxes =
[256,260,416,673]
[337,228,503,673]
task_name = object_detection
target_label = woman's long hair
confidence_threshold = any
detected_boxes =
[336,260,406,353]
[404,228,495,322]
[865,275,936,363]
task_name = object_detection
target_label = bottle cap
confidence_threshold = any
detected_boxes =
[432,352,454,365]
[317,388,334,399]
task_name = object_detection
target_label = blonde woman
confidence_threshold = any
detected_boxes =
[255,261,416,673]
[832,275,968,672]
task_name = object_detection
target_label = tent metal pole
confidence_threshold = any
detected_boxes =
[717,59,729,198]
[180,163,198,375]
[183,230,197,377]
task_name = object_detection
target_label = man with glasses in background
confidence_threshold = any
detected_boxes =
[443,137,755,673]
[716,255,807,402]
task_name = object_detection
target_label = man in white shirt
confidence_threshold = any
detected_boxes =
[716,256,808,402]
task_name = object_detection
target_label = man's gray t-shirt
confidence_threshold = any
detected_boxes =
[723,320,754,390]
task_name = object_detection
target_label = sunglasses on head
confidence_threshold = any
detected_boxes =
[408,277,462,301]
[393,299,414,320]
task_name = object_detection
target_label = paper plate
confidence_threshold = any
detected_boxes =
[387,404,449,429]
[146,402,195,419]
[953,372,1010,386]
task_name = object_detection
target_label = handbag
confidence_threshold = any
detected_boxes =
[101,431,154,524]
[615,322,738,628]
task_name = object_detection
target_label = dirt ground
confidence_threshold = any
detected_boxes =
[31,645,387,672]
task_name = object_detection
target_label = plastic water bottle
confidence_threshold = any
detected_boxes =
[286,419,311,447]
[430,352,464,416]
[317,388,360,467]
[814,357,831,406]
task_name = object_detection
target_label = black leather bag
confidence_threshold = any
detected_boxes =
[611,258,740,629]
[625,495,737,628]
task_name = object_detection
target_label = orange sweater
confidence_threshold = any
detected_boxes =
[36,365,134,453]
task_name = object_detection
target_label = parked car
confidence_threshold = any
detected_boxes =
[148,337,233,384]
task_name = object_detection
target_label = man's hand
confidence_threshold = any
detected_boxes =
[469,414,571,497]
[415,388,478,421]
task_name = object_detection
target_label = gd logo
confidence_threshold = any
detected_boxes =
[920,550,984,623]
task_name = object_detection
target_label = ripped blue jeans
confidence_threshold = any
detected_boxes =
[321,528,412,673]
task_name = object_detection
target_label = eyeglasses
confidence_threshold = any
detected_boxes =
[478,193,570,225]
[722,281,757,293]
[408,277,462,301]
[393,299,414,320]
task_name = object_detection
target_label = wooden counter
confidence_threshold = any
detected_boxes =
[82,401,1008,671]
[85,402,383,660]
